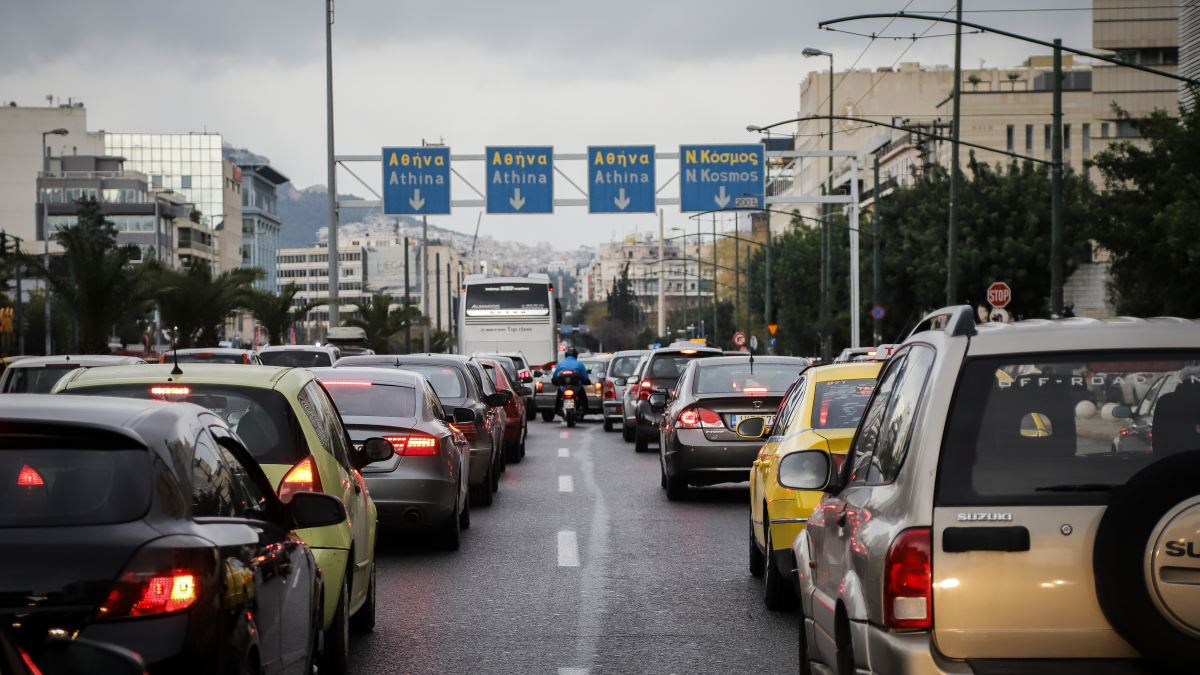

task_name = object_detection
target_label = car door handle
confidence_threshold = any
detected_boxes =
[942,526,1030,553]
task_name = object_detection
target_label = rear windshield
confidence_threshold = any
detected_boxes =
[937,352,1200,506]
[581,360,608,379]
[0,448,150,527]
[260,351,332,368]
[5,366,79,394]
[395,365,466,401]
[173,353,245,364]
[695,363,805,395]
[465,284,550,317]
[609,355,641,379]
[322,381,416,418]
[811,379,877,429]
[648,353,716,380]
[72,384,305,466]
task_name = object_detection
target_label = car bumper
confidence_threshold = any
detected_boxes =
[663,429,758,484]
[365,470,458,527]
[603,400,623,420]
[534,392,557,410]
[81,614,198,672]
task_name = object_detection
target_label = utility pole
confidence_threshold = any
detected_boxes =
[711,214,718,343]
[946,0,963,306]
[657,209,665,339]
[734,214,741,332]
[1050,38,1065,317]
[324,0,339,327]
[421,216,430,352]
[873,154,883,345]
[403,236,411,352]
[696,217,702,337]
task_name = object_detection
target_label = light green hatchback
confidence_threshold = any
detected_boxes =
[55,364,387,674]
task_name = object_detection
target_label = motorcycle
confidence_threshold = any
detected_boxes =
[554,370,588,428]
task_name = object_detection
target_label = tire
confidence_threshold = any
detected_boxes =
[303,598,321,675]
[566,410,576,428]
[665,471,688,501]
[603,418,614,432]
[526,404,536,421]
[1094,450,1200,672]
[622,421,635,443]
[349,561,376,633]
[541,409,555,423]
[634,429,649,453]
[763,512,797,610]
[749,520,766,578]
[320,577,350,675]
[491,452,501,492]
[798,606,814,675]
[470,464,494,507]
[438,510,461,551]
[459,491,471,529]
[505,437,521,463]
[518,426,526,459]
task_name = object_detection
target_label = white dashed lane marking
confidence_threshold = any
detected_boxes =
[558,475,574,492]
[558,447,570,458]
[557,530,580,567]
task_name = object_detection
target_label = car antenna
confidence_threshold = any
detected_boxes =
[169,327,183,376]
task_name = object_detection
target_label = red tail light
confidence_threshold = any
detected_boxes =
[97,536,216,620]
[884,528,932,630]
[637,380,654,400]
[536,381,544,393]
[563,388,575,398]
[17,464,44,487]
[242,353,251,364]
[818,399,831,426]
[603,380,617,399]
[744,386,768,395]
[593,382,603,395]
[385,432,439,457]
[677,406,722,429]
[278,456,322,503]
[452,423,479,441]
[518,369,531,380]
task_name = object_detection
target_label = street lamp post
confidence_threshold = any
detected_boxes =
[947,2,963,306]
[803,47,834,360]
[40,128,68,356]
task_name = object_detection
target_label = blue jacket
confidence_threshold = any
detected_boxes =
[551,356,591,385]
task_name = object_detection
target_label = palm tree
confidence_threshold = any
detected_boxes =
[150,260,263,348]
[20,197,150,353]
[246,283,323,345]
[344,292,425,353]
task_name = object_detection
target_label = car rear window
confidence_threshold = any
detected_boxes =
[395,365,466,401]
[609,355,641,379]
[173,353,245,364]
[0,448,150,527]
[694,363,805,395]
[71,384,306,466]
[649,353,716,379]
[321,381,416,418]
[811,379,877,429]
[937,352,1200,506]
[6,366,79,394]
[260,351,332,368]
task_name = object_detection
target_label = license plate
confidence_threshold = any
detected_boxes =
[564,399,576,410]
[729,414,774,428]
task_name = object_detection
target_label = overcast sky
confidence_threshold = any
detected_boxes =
[1,1,1095,246]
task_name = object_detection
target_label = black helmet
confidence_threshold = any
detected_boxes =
[565,347,579,358]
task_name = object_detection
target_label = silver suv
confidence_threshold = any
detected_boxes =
[783,306,1200,674]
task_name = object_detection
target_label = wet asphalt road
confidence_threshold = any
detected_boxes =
[348,417,798,674]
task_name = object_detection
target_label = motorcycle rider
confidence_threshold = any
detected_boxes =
[551,347,592,386]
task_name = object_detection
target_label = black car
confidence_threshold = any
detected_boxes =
[631,344,725,452]
[335,354,509,507]
[653,356,810,499]
[0,395,352,675]
[474,352,536,420]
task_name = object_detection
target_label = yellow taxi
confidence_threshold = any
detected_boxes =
[747,360,882,609]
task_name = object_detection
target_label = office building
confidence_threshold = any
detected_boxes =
[1179,1,1199,108]
[578,234,696,316]
[237,161,289,289]
[1092,0,1181,135]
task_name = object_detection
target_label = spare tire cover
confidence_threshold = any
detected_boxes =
[1094,449,1200,673]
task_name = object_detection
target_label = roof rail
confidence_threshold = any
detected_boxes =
[908,305,976,339]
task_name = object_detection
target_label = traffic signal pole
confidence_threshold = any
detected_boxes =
[1050,39,1065,317]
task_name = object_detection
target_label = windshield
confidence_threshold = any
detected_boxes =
[465,283,550,317]
[648,353,716,380]
[260,350,332,368]
[811,378,877,429]
[71,384,306,465]
[937,353,1200,506]
[321,381,417,418]
[694,363,805,395]
[4,366,79,393]
[0,448,150,527]
[395,365,467,401]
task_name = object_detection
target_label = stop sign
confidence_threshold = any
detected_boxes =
[987,282,1012,309]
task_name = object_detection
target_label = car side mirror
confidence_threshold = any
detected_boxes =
[288,491,347,529]
[38,637,147,675]
[453,407,478,424]
[735,416,768,439]
[360,437,394,464]
[1110,404,1132,419]
[520,385,534,397]
[485,392,508,407]
[777,450,832,491]
[648,393,667,408]
[612,377,626,387]
[532,369,544,378]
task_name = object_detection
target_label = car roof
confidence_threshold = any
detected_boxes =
[690,355,810,367]
[650,345,723,356]
[0,393,217,453]
[610,349,648,357]
[336,354,472,367]
[259,345,337,353]
[56,363,305,392]
[309,366,424,387]
[807,361,884,382]
[10,354,146,368]
[960,316,1200,356]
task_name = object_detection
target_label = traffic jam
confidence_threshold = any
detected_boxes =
[1,295,1197,674]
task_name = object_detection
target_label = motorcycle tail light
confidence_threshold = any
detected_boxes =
[564,389,575,398]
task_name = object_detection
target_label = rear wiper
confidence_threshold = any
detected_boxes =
[1034,483,1116,492]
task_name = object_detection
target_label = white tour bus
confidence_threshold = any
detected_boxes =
[458,273,560,367]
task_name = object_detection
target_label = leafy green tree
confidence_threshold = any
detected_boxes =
[21,197,150,353]
[150,260,263,348]
[1088,103,1200,315]
[246,283,323,346]
[344,292,425,353]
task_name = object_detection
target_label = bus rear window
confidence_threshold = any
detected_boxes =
[465,284,549,317]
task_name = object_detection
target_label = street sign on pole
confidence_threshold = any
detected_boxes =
[870,305,886,321]
[987,281,1012,309]
[485,146,553,214]
[732,331,747,347]
[382,146,451,215]
[767,323,779,336]
[679,144,765,212]
[587,145,655,213]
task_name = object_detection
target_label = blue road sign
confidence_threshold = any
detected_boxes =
[587,145,655,213]
[486,146,553,214]
[679,144,765,213]
[382,147,451,215]
[870,305,887,320]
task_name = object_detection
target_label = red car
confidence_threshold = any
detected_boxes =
[479,358,527,463]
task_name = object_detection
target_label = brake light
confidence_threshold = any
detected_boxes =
[638,380,654,400]
[744,386,768,395]
[564,388,575,398]
[96,535,216,621]
[242,353,251,364]
[518,369,531,380]
[594,382,602,395]
[278,456,321,503]
[17,464,44,487]
[150,386,191,397]
[819,399,831,426]
[603,380,617,399]
[385,433,439,457]
[677,407,722,429]
[454,422,478,441]
[536,381,544,393]
[884,528,932,630]
[322,380,372,388]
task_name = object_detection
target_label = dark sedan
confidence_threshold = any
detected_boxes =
[632,344,725,452]
[335,354,509,507]
[312,368,472,549]
[654,356,810,499]
[0,395,350,675]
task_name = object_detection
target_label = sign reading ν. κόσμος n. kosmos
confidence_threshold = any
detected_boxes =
[486,146,553,214]
[679,144,765,212]
[587,145,655,213]
[382,147,451,215]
